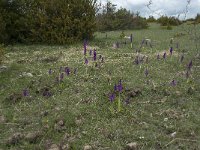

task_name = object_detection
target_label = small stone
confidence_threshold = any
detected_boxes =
[6,132,24,145]
[84,145,92,150]
[75,119,82,126]
[48,144,60,150]
[62,144,69,150]
[58,120,65,126]
[170,132,177,138]
[25,131,42,143]
[125,142,138,150]
[0,115,6,123]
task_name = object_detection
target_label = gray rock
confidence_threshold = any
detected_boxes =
[125,142,138,150]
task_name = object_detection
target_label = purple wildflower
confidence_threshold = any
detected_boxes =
[163,52,166,59]
[170,47,173,55]
[170,80,177,86]
[85,58,88,65]
[117,80,123,92]
[125,97,130,104]
[109,93,115,102]
[84,39,87,55]
[23,89,29,97]
[114,84,117,91]
[43,89,52,97]
[188,60,192,70]
[93,50,97,61]
[48,68,52,75]
[145,68,149,77]
[65,67,70,75]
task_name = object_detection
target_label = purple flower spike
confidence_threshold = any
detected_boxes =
[157,54,160,60]
[109,93,115,102]
[117,81,123,92]
[114,84,117,91]
[85,58,88,65]
[163,52,166,59]
[89,50,92,56]
[48,68,52,75]
[65,67,70,75]
[84,39,87,55]
[145,68,149,77]
[170,47,173,55]
[93,50,97,61]
[170,80,177,86]
[188,60,192,70]
[23,89,29,97]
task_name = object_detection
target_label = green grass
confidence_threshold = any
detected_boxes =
[0,23,200,149]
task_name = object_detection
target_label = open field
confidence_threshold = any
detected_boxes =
[0,23,200,149]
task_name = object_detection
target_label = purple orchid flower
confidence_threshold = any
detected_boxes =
[114,84,117,91]
[93,50,97,61]
[170,80,177,86]
[85,58,88,65]
[23,89,29,97]
[170,47,173,55]
[48,68,52,75]
[109,93,115,102]
[117,80,123,92]
[65,67,70,75]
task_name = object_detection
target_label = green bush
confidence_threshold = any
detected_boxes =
[0,0,97,44]
[96,2,148,31]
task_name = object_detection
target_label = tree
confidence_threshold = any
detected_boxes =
[0,0,97,44]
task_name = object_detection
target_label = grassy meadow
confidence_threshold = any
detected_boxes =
[0,23,200,150]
